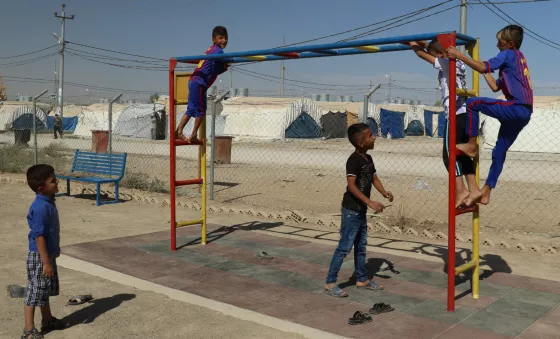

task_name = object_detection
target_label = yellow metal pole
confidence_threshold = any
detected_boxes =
[201,116,207,245]
[470,39,481,299]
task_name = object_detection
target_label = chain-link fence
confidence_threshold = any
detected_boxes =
[1,97,560,237]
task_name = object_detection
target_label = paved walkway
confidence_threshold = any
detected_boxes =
[62,224,560,339]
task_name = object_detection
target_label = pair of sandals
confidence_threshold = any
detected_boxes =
[324,280,384,298]
[348,303,395,325]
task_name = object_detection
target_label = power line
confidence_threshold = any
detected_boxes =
[340,3,460,42]
[66,41,168,61]
[477,0,560,50]
[0,53,58,68]
[272,1,455,48]
[0,45,58,60]
[2,76,162,94]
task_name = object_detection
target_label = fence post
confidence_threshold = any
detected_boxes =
[108,93,123,154]
[210,90,230,200]
[32,89,48,164]
[362,84,381,123]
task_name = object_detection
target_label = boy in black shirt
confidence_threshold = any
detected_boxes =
[325,123,393,297]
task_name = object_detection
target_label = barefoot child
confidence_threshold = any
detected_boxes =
[409,40,481,208]
[175,26,229,143]
[324,123,393,297]
[446,25,533,206]
[22,164,66,339]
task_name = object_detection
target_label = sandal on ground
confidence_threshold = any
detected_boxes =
[369,302,395,315]
[348,311,372,325]
[324,285,348,298]
[21,328,43,339]
[357,280,384,291]
[40,317,67,333]
[256,251,273,260]
[67,294,93,306]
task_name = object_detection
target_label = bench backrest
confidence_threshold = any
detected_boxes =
[71,149,127,179]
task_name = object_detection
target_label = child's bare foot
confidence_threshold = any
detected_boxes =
[175,130,188,142]
[462,189,483,207]
[480,186,491,205]
[457,143,478,158]
[456,190,470,209]
[187,134,199,143]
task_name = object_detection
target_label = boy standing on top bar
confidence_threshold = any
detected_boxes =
[175,26,229,143]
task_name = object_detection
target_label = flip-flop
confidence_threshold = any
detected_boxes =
[66,295,93,306]
[369,302,394,315]
[324,285,348,298]
[256,251,273,260]
[357,280,384,290]
[348,311,372,325]
[7,284,26,298]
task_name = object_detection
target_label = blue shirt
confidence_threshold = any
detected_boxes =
[27,194,60,254]
[483,49,533,107]
[190,45,228,88]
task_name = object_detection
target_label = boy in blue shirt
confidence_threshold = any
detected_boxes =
[447,25,533,207]
[175,26,229,143]
[22,164,66,339]
[324,123,393,298]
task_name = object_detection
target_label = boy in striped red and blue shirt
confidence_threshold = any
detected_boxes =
[175,26,229,143]
[446,24,533,207]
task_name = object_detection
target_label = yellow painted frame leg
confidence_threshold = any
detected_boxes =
[467,39,481,299]
[200,116,207,245]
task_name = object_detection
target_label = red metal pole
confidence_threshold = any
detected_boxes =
[438,32,457,312]
[448,33,457,312]
[169,59,177,251]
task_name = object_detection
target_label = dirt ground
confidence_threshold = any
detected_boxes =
[0,183,307,339]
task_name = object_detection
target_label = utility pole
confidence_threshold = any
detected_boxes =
[280,37,285,97]
[460,0,467,53]
[386,74,392,103]
[54,4,74,119]
[52,61,58,106]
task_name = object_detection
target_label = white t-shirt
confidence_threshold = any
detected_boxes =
[434,58,468,119]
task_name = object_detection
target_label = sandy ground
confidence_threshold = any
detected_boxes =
[0,183,307,339]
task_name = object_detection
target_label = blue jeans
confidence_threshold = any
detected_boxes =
[326,208,368,284]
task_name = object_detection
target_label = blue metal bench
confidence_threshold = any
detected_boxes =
[57,149,127,206]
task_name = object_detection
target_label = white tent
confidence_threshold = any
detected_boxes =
[73,103,127,137]
[482,97,560,153]
[0,103,48,131]
[115,104,165,139]
[220,97,320,140]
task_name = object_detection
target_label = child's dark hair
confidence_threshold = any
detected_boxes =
[428,39,445,53]
[347,123,370,148]
[26,164,55,193]
[212,26,228,38]
[497,24,524,49]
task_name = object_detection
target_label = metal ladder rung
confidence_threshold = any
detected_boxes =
[176,178,203,187]
[175,139,204,146]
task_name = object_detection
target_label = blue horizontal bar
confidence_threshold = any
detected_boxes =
[186,40,473,64]
[174,31,477,62]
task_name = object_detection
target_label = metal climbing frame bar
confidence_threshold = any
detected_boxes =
[169,59,207,251]
[170,32,482,309]
[437,33,481,312]
[173,32,477,64]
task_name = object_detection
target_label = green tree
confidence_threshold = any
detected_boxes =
[0,75,7,101]
[149,93,159,103]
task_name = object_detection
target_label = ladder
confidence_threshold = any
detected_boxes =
[169,60,207,251]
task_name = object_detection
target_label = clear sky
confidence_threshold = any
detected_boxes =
[1,0,559,104]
